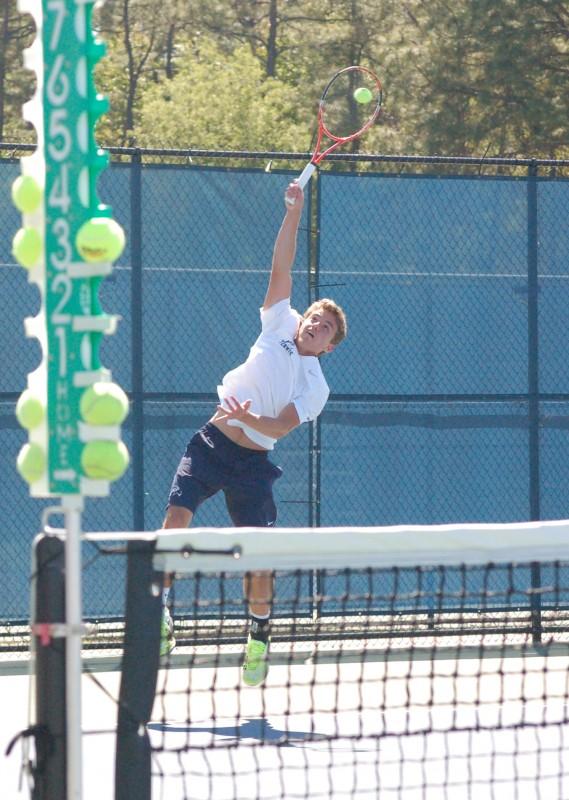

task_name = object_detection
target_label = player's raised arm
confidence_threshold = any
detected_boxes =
[263,182,305,310]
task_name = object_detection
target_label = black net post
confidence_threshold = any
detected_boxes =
[32,534,66,800]
[115,539,163,800]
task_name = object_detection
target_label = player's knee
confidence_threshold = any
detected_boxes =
[163,505,193,529]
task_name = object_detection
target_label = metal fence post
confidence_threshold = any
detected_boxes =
[527,160,540,521]
[527,160,542,642]
[308,174,321,529]
[130,149,145,532]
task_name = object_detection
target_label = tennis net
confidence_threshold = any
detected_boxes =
[108,521,569,800]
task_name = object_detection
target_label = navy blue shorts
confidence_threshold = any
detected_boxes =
[168,423,283,527]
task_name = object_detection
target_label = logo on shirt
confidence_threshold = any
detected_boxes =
[279,338,296,357]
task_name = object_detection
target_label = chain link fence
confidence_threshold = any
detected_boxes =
[1,144,569,629]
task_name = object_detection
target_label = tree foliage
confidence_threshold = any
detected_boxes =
[0,0,35,141]
[133,36,309,150]
[2,0,569,159]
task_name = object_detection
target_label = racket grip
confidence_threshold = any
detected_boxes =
[297,162,316,189]
[285,163,316,206]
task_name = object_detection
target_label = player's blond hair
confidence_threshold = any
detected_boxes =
[303,298,347,346]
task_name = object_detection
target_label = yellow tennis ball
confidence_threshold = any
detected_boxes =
[354,86,373,104]
[76,217,125,263]
[12,227,42,269]
[80,382,129,426]
[17,443,46,483]
[12,175,42,213]
[16,390,45,430]
[81,440,129,481]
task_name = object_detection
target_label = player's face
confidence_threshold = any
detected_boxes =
[296,310,338,356]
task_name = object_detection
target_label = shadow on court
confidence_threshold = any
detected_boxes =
[148,716,330,746]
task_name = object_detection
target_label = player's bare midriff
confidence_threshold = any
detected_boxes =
[209,412,268,451]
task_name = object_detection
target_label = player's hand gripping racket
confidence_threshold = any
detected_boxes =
[286,65,382,206]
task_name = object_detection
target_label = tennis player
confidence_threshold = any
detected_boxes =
[161,180,347,686]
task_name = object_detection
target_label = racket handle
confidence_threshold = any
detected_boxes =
[297,162,316,189]
[285,163,316,206]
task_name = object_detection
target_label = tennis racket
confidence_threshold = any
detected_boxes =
[286,65,382,206]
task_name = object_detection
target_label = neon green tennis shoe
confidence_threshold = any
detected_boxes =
[160,606,176,657]
[242,634,269,686]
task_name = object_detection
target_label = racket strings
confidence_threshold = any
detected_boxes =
[320,67,381,141]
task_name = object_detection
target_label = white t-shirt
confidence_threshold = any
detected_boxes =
[217,299,330,449]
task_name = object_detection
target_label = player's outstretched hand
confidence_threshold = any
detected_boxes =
[216,396,252,422]
[284,181,304,212]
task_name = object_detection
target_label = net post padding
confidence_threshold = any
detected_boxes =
[115,539,163,800]
[33,534,66,800]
